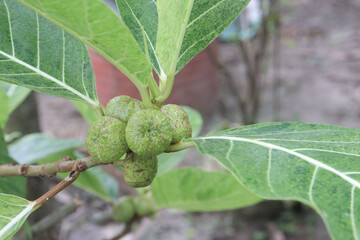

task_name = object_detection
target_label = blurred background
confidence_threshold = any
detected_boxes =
[5,0,360,239]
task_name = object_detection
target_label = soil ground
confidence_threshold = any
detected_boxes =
[34,0,360,239]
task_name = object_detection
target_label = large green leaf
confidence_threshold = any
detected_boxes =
[154,0,194,76]
[194,122,360,240]
[176,0,250,72]
[116,0,161,76]
[18,0,153,88]
[0,88,8,128]
[0,193,34,240]
[0,82,30,113]
[116,0,250,77]
[0,0,99,107]
[0,128,25,197]
[8,134,84,165]
[152,168,261,211]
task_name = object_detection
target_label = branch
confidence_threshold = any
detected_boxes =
[34,168,81,207]
[0,156,101,177]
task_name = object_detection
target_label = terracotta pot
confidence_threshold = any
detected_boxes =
[90,42,219,115]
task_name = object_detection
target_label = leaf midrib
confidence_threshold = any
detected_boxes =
[0,50,98,107]
[199,136,360,189]
[0,201,34,237]
[120,0,165,77]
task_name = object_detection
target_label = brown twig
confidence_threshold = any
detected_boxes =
[0,156,101,177]
[34,167,81,207]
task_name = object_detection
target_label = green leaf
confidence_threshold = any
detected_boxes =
[194,122,360,240]
[152,168,261,211]
[183,106,203,138]
[116,0,161,76]
[0,82,30,113]
[0,193,34,240]
[0,129,25,197]
[157,106,203,174]
[0,0,99,108]
[8,134,84,164]
[0,128,7,155]
[58,166,119,202]
[157,151,187,175]
[116,0,250,77]
[0,88,8,128]
[176,0,250,72]
[18,0,153,88]
[0,171,26,198]
[72,100,99,125]
[155,0,194,76]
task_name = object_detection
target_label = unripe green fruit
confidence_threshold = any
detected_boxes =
[85,116,128,163]
[105,95,144,123]
[134,195,156,217]
[126,109,172,156]
[112,196,135,222]
[123,153,158,188]
[162,104,192,144]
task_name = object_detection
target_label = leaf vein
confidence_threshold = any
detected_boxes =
[293,148,360,157]
[0,50,98,106]
[200,136,360,189]
[309,166,319,206]
[186,0,226,28]
[3,0,14,56]
[351,185,358,240]
[267,148,275,193]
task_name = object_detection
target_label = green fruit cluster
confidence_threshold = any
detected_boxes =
[85,96,192,188]
[112,194,156,223]
[112,196,135,222]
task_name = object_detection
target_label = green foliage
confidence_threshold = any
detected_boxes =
[72,100,99,125]
[0,193,34,240]
[0,88,8,128]
[0,1,358,239]
[133,194,156,216]
[112,196,135,223]
[17,0,153,89]
[0,82,30,114]
[9,133,83,164]
[0,129,26,197]
[195,122,360,240]
[152,168,262,211]
[116,0,250,77]
[0,129,7,156]
[0,0,99,108]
